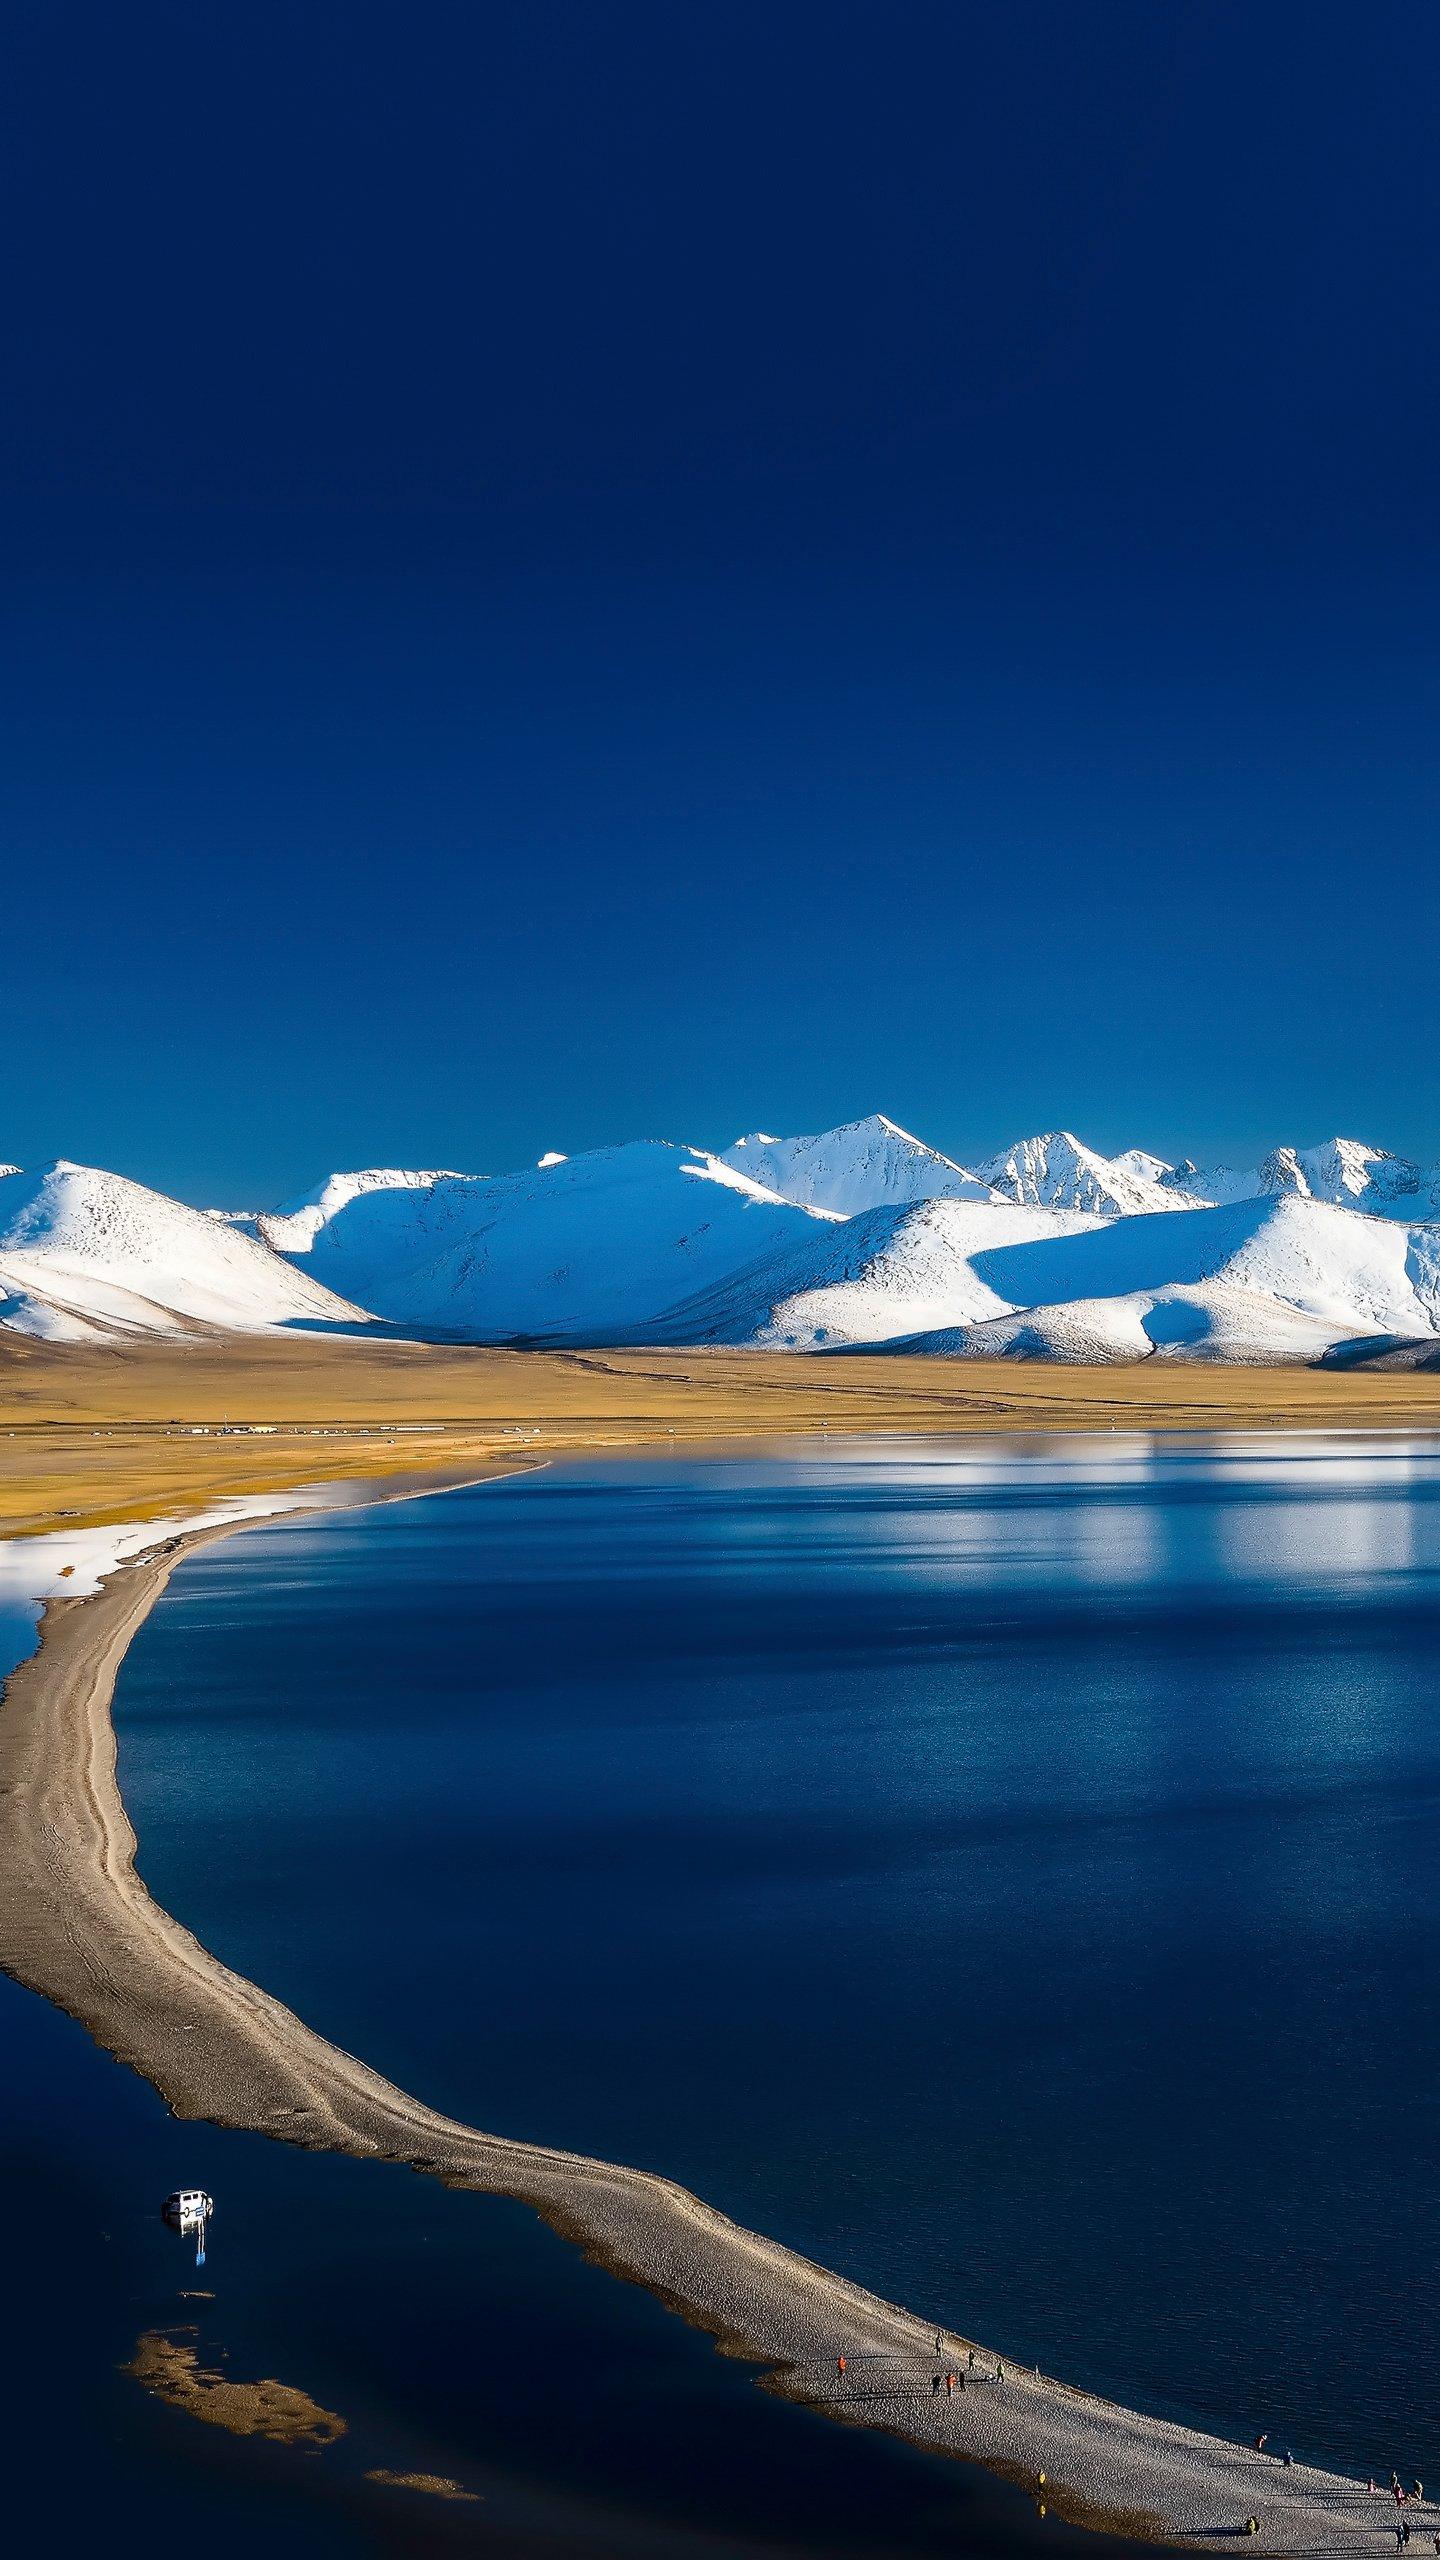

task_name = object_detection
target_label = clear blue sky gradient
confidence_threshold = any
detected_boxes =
[3,2,1436,1204]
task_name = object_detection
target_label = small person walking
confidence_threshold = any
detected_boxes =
[931,2374,942,2397]
[836,2356,846,2382]
[945,2373,956,2400]
[1281,2451,1294,2470]
[1255,2434,1269,2455]
[1414,2483,1425,2504]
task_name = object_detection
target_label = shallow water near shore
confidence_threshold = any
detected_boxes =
[102,1433,1440,2507]
[5,1960,1125,2560]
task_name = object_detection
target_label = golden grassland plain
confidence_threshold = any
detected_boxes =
[4,1332,1440,1537]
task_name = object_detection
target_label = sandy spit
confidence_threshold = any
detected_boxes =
[0,1493,1402,2551]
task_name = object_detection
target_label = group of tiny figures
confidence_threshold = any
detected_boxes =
[1374,2472,1436,2553]
[927,2338,1006,2401]
[1251,2443,1436,2550]
[829,2362,1438,2547]
[833,2339,1005,2404]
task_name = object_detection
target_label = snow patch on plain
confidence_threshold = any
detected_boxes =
[0,1486,335,1673]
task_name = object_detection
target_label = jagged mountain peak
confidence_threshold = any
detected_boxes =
[975,1132,1203,1217]
[721,1113,994,1217]
[1187,1137,1440,1218]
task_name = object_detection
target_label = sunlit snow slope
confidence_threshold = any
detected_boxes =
[656,1199,1105,1348]
[258,1167,483,1257]
[282,1141,828,1340]
[0,1163,371,1341]
[877,1197,1440,1363]
[721,1114,995,1215]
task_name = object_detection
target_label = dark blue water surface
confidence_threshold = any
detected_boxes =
[110,1437,1440,2489]
[7,1951,1090,2560]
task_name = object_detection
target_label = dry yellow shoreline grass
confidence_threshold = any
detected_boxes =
[4,1332,1440,1535]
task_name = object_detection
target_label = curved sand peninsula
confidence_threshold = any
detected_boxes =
[0,1492,1402,2551]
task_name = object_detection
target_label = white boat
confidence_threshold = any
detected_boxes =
[161,2188,214,2265]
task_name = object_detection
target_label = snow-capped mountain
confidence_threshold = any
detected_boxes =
[721,1114,994,1216]
[871,1195,1440,1365]
[656,1198,1104,1348]
[267,1141,828,1339]
[1179,1139,1440,1220]
[257,1167,481,1257]
[261,1170,501,1314]
[5,1113,1440,1362]
[0,1161,370,1341]
[643,1189,1440,1360]
[1112,1149,1179,1186]
[975,1132,1204,1216]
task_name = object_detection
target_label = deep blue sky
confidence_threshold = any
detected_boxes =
[2,2,1436,1204]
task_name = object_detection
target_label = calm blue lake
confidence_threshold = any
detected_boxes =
[110,1436,1440,2488]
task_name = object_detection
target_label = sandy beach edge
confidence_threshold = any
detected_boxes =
[0,1468,1397,2552]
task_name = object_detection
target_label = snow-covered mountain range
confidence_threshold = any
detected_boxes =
[4,1115,1440,1364]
